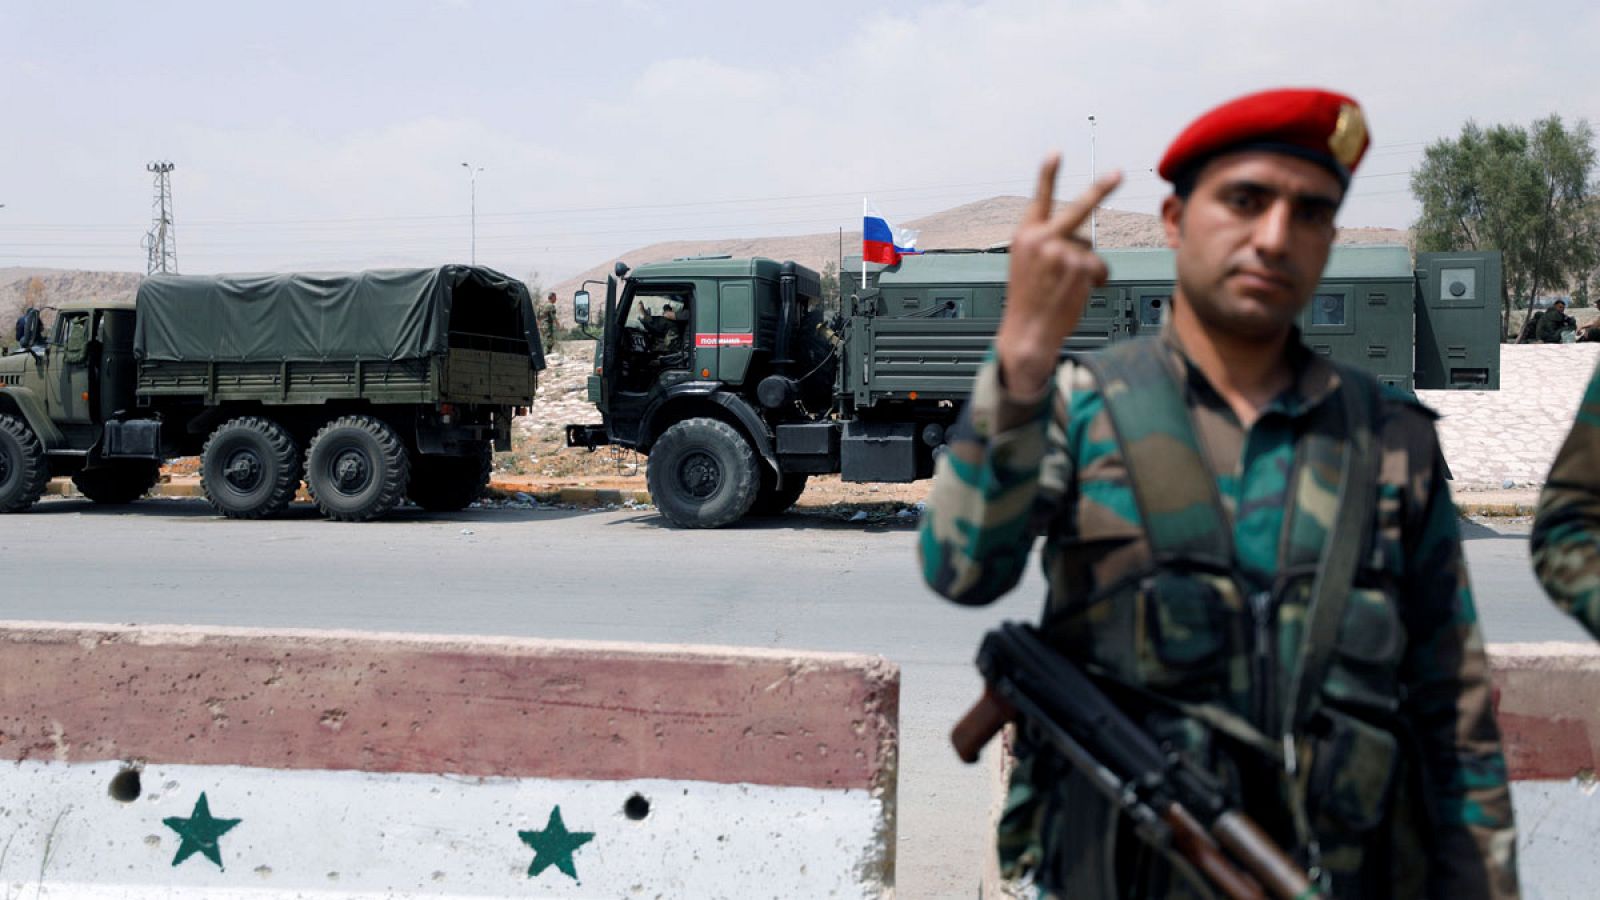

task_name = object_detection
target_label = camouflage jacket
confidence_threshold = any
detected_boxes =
[1532,360,1600,637]
[1535,311,1575,343]
[920,331,1517,899]
[538,304,560,336]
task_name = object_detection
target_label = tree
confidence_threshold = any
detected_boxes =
[1411,115,1599,338]
[22,276,46,310]
[820,261,841,317]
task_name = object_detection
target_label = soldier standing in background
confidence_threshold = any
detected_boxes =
[919,89,1518,898]
[539,292,561,356]
[1532,360,1600,637]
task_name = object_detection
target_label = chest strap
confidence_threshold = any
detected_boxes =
[1285,365,1378,736]
[1074,340,1232,571]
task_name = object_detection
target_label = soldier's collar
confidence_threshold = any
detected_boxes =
[1158,325,1341,417]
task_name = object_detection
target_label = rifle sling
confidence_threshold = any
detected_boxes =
[1285,368,1378,737]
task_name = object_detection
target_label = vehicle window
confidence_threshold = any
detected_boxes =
[627,292,690,328]
[1311,293,1346,327]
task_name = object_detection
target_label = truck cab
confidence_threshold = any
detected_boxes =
[0,298,160,511]
[569,257,834,527]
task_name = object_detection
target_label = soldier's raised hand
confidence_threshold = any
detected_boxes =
[995,156,1122,398]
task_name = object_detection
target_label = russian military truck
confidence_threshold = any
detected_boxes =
[565,247,1501,528]
[0,266,543,521]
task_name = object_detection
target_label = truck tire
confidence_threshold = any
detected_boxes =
[646,417,759,528]
[73,461,161,505]
[200,417,303,519]
[0,415,50,513]
[305,415,409,522]
[408,446,492,512]
[749,471,808,517]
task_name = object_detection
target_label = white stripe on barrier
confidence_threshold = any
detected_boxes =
[0,761,885,899]
[1513,780,1600,900]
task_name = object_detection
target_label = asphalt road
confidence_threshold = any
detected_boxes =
[0,498,1587,898]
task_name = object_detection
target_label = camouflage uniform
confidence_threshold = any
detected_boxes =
[538,300,561,354]
[1534,308,1575,344]
[1531,360,1600,637]
[920,331,1518,899]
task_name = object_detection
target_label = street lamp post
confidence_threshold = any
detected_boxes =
[1088,115,1097,249]
[461,162,484,264]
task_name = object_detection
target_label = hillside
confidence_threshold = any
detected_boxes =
[0,268,143,343]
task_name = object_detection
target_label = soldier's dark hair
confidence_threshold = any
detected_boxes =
[1170,145,1350,204]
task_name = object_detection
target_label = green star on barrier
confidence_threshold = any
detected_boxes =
[519,805,594,881]
[162,792,241,870]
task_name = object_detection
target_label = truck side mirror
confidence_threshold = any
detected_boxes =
[574,290,591,326]
[17,309,41,348]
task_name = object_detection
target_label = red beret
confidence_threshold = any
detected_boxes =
[1158,88,1370,187]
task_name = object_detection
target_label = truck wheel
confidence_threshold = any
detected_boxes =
[750,471,808,517]
[73,461,161,505]
[200,417,303,519]
[305,415,409,522]
[646,417,759,528]
[0,414,50,513]
[408,446,492,512]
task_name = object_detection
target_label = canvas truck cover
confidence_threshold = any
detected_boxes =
[134,266,542,365]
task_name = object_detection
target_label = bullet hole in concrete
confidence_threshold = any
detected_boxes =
[108,768,142,803]
[624,793,651,821]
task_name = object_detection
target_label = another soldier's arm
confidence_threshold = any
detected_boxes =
[1396,427,1519,899]
[1531,363,1600,637]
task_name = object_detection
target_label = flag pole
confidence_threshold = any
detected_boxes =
[861,198,868,292]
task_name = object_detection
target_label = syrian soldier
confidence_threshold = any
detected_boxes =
[1534,299,1576,344]
[1531,360,1600,637]
[920,89,1518,899]
[539,292,561,355]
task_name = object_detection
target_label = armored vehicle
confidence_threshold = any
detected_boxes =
[0,266,543,521]
[566,246,1501,528]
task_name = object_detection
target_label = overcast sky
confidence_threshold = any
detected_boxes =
[3,0,1596,282]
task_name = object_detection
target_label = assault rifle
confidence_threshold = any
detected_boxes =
[952,622,1322,900]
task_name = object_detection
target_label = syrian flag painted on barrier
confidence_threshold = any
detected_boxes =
[0,622,899,900]
[863,200,920,266]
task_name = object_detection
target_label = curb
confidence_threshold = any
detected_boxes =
[46,478,1531,517]
[483,481,653,508]
[1457,501,1539,518]
[45,478,650,509]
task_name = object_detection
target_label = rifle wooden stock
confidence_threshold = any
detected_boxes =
[951,686,1015,763]
[1211,811,1316,900]
[1164,804,1266,900]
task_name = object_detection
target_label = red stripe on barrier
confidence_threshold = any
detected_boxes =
[1490,644,1600,781]
[0,622,899,792]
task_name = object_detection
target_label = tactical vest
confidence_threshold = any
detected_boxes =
[1015,339,1421,899]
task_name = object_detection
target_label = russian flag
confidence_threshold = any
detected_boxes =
[863,200,920,266]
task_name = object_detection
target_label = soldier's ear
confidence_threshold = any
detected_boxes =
[1161,194,1185,248]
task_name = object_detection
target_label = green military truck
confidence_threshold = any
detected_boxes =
[566,247,1501,528]
[0,266,543,521]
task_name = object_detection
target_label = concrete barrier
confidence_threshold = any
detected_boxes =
[0,622,898,898]
[1491,642,1600,899]
[977,642,1600,898]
